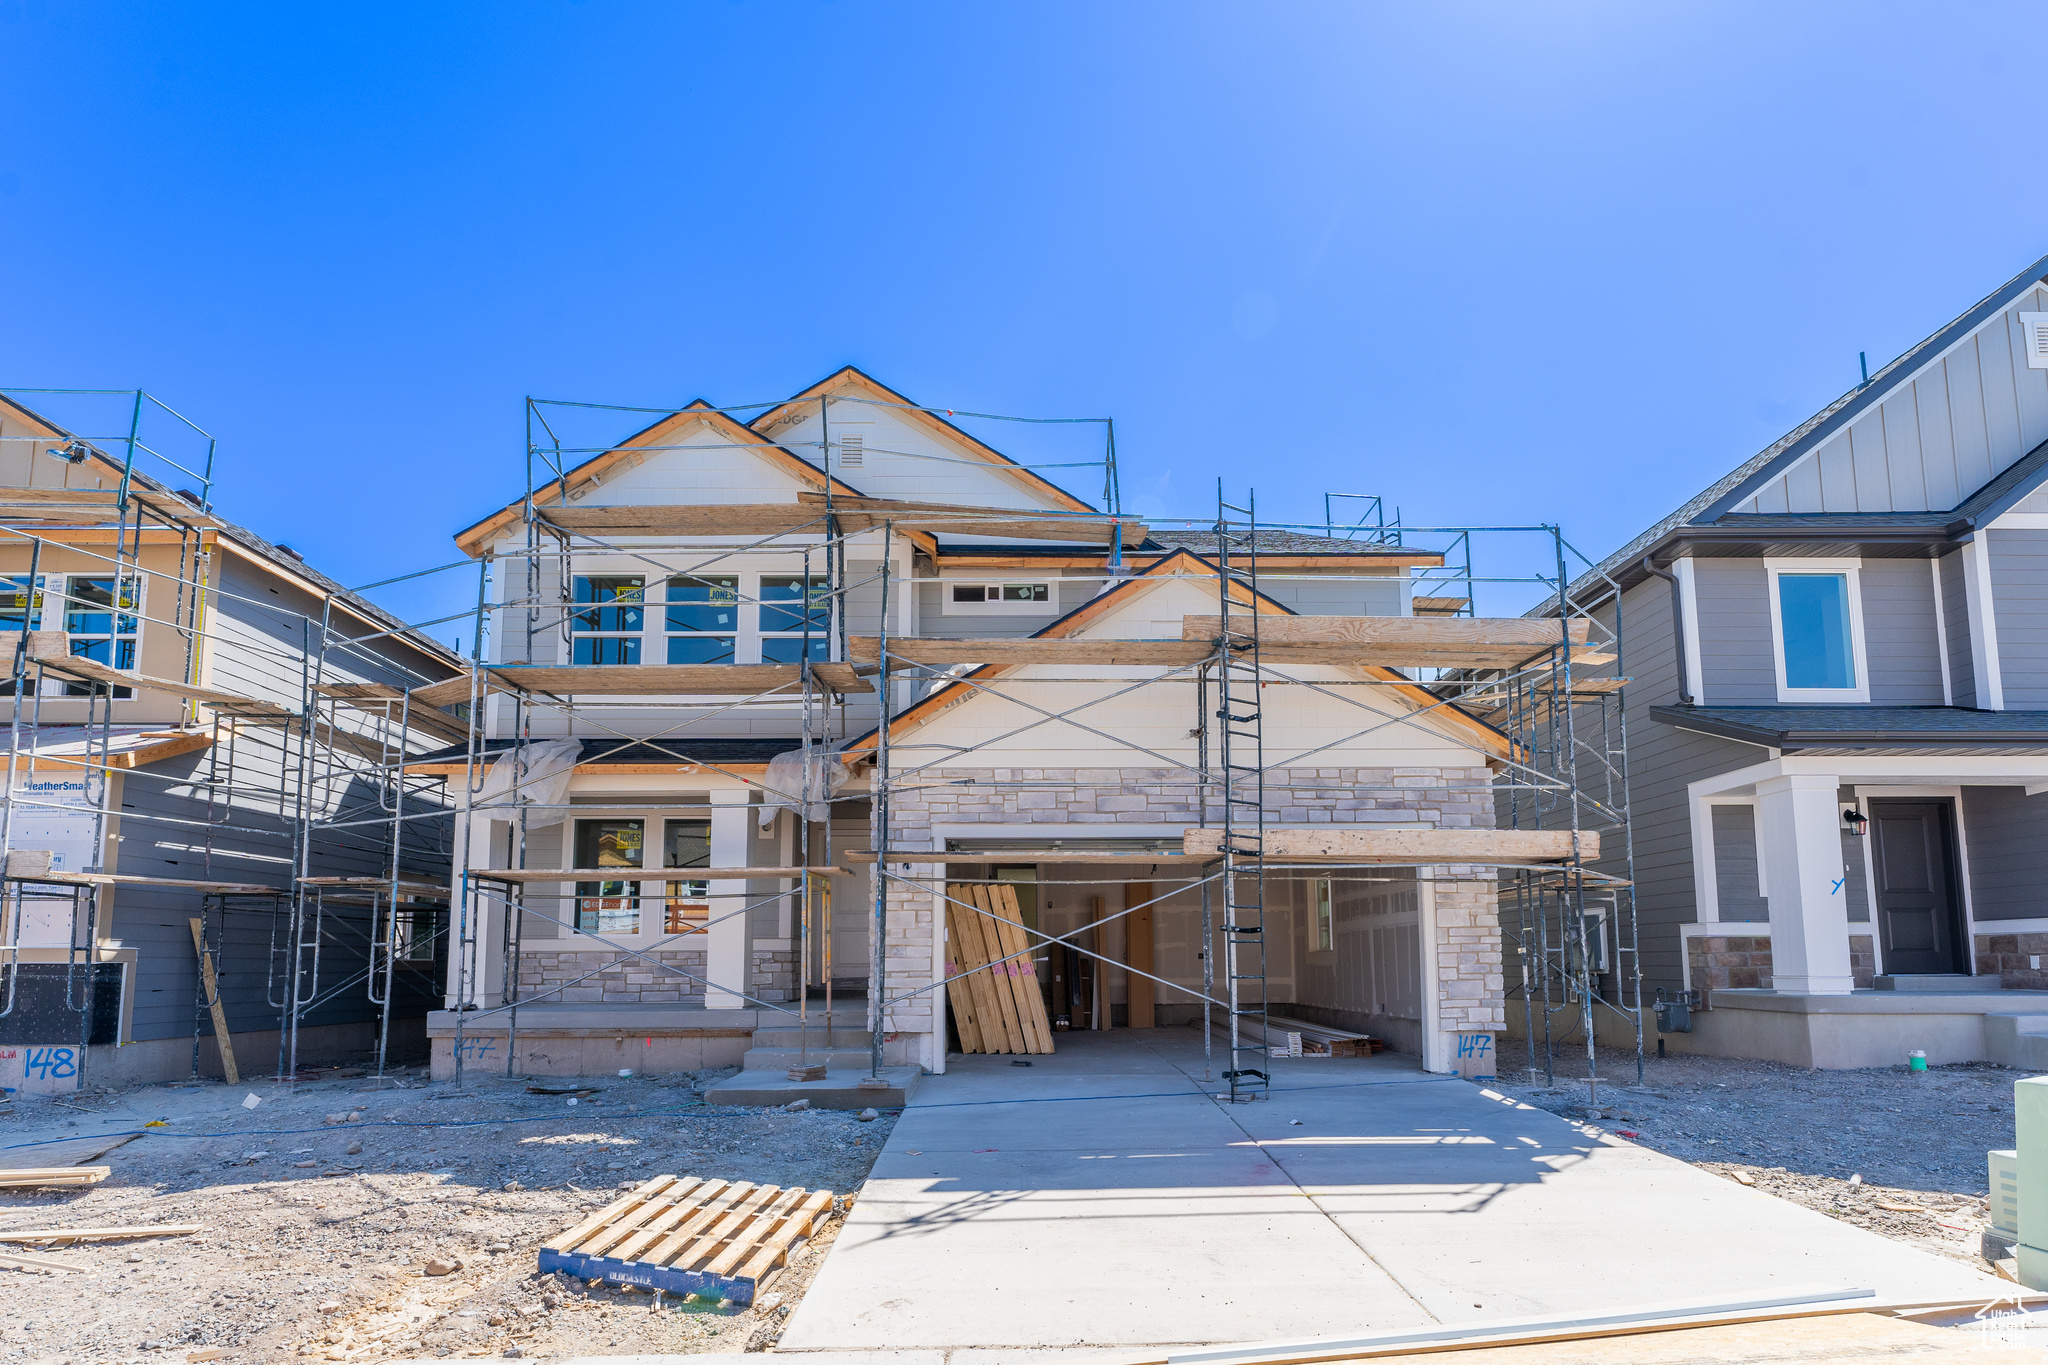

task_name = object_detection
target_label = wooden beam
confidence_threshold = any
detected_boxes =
[1180,615,1595,668]
[479,662,872,697]
[6,730,213,774]
[407,675,476,709]
[847,850,1208,866]
[8,869,282,893]
[850,637,1212,667]
[1183,827,1600,863]
[463,866,851,883]
[403,761,776,777]
[297,877,451,897]
[188,919,239,1086]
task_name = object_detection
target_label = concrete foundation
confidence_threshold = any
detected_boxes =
[62,1017,426,1088]
[424,1005,908,1080]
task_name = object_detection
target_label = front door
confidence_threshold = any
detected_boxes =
[1868,799,1965,975]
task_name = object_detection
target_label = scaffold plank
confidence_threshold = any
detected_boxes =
[476,662,872,696]
[535,497,1141,544]
[850,637,1211,666]
[1181,614,1595,667]
[1183,827,1601,862]
[3,632,295,716]
[4,868,281,893]
[797,493,1143,543]
[464,866,850,882]
[297,876,452,897]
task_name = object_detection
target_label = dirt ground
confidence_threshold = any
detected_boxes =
[0,1061,893,1363]
[1492,1038,2014,1269]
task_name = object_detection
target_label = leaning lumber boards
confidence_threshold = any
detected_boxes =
[987,883,1054,1053]
[1183,827,1600,864]
[944,890,1013,1054]
[537,1173,836,1305]
[957,886,1026,1054]
[0,1166,110,1189]
[940,903,988,1054]
[189,918,240,1085]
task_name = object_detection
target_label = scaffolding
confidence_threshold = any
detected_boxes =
[322,385,1638,1099]
[0,388,461,1089]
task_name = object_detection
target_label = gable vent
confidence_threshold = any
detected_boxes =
[837,433,865,469]
[2022,312,2048,370]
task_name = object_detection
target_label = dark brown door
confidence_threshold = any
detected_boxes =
[1868,799,1965,975]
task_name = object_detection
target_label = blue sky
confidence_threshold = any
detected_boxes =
[4,2,2048,631]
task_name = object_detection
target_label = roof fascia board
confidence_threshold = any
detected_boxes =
[1696,257,2048,524]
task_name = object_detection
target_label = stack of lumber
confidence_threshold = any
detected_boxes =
[537,1174,835,1305]
[942,882,1054,1055]
[1210,1012,1381,1057]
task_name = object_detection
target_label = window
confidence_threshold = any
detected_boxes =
[664,575,738,664]
[1766,559,1867,702]
[1314,878,1333,952]
[59,576,141,698]
[395,907,440,963]
[663,818,711,934]
[573,818,644,935]
[0,576,41,632]
[760,575,830,663]
[943,581,1055,614]
[570,576,643,665]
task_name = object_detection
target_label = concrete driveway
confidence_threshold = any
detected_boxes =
[779,1029,2006,1353]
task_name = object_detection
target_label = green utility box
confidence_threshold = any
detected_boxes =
[2016,1078,2048,1288]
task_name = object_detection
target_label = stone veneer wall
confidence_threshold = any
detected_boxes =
[517,948,709,1004]
[879,764,1502,1043]
[1976,932,2048,988]
[1434,874,1505,1033]
[1685,932,1877,994]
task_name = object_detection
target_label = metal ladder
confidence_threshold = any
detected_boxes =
[1215,487,1269,1102]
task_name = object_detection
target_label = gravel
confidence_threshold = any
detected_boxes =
[1492,1038,2014,1268]
[0,1060,893,1361]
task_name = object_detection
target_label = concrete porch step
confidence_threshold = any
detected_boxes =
[703,1065,921,1110]
[749,1027,875,1048]
[740,1046,881,1070]
[1875,974,2004,993]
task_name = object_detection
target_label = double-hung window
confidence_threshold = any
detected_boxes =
[1766,558,1868,703]
[663,818,711,933]
[665,575,739,664]
[570,576,644,665]
[760,574,830,663]
[573,818,644,935]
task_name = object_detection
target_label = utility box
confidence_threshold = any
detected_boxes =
[1992,1148,2021,1261]
[2015,1078,2048,1289]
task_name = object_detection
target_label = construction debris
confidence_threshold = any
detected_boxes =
[0,1165,111,1189]
[0,1223,203,1244]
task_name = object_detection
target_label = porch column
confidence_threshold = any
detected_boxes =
[1755,773,1855,994]
[703,790,752,1010]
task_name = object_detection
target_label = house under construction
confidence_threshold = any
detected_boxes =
[0,390,465,1089]
[405,367,1631,1098]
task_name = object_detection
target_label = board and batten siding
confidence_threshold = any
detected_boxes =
[1959,786,2048,922]
[1991,528,2048,708]
[1734,284,2048,514]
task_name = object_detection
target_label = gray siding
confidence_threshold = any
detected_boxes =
[105,555,455,1047]
[1839,784,1869,923]
[1861,558,1945,705]
[1692,558,1775,704]
[1961,786,2048,922]
[1710,804,1767,923]
[1940,551,1977,707]
[1992,529,2048,708]
[1259,576,1403,617]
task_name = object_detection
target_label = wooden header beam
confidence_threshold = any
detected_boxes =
[1182,615,1596,669]
[536,496,1142,545]
[475,662,872,697]
[1184,827,1601,863]
[464,866,851,882]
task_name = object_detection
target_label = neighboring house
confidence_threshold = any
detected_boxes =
[432,367,1528,1082]
[0,393,464,1085]
[1549,254,2048,1069]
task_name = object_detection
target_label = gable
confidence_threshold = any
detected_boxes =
[852,550,1509,764]
[1729,280,2048,516]
[752,368,1098,515]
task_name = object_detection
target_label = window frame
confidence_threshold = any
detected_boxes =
[662,573,741,665]
[940,579,1057,615]
[1313,877,1333,952]
[1764,557,1869,704]
[568,574,646,666]
[757,573,832,664]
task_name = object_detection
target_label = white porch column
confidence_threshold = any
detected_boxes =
[703,790,752,1009]
[449,812,507,1009]
[1756,773,1855,994]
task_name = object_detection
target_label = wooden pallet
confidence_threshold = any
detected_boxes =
[537,1174,835,1305]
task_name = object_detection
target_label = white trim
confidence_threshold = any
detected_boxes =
[1930,558,1953,707]
[1693,796,1766,924]
[1970,916,2048,936]
[939,578,1060,616]
[1988,513,2048,530]
[1963,536,2005,710]
[1418,875,1446,1073]
[1850,789,1883,977]
[1674,557,1706,705]
[1764,557,1869,703]
[1688,752,2048,800]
